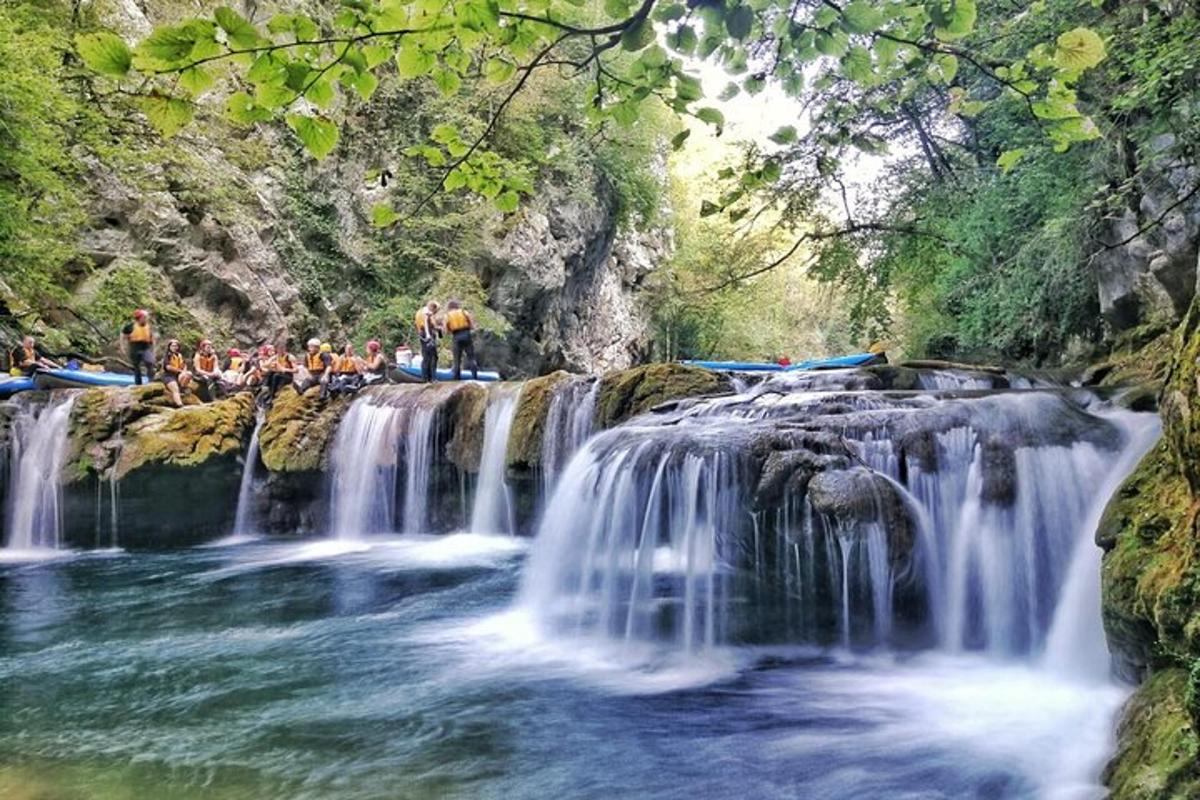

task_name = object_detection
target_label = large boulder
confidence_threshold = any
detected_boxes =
[594,363,731,429]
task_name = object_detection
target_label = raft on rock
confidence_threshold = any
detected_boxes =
[390,365,500,383]
[683,352,884,373]
[33,368,137,391]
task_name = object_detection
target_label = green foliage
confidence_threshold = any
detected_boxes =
[81,262,207,347]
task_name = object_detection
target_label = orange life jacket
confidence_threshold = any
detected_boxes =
[19,346,36,367]
[305,352,326,372]
[196,353,217,372]
[166,352,185,372]
[414,309,433,334]
[338,354,359,374]
[129,321,152,343]
[445,309,471,333]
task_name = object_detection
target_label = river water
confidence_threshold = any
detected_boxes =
[0,534,1127,800]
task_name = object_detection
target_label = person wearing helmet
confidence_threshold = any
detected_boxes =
[191,339,223,401]
[120,309,155,385]
[222,348,247,390]
[159,339,191,407]
[444,300,478,381]
[361,340,387,385]
[299,337,335,399]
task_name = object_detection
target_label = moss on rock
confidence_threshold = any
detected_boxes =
[113,393,254,480]
[506,370,571,474]
[594,364,731,429]
[1103,669,1200,800]
[258,386,352,473]
[445,381,494,473]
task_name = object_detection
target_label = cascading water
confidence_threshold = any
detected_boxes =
[519,380,1157,664]
[230,412,266,538]
[328,395,405,539]
[402,403,438,535]
[2,393,78,551]
[541,376,599,491]
[470,389,517,535]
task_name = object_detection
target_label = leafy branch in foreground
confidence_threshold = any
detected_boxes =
[74,0,1109,221]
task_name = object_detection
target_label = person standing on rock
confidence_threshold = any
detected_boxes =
[121,309,155,385]
[444,300,478,381]
[414,300,441,382]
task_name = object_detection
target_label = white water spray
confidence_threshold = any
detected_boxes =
[470,389,517,535]
[3,393,78,551]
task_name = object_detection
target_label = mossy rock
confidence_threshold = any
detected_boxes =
[1104,669,1200,800]
[113,393,254,480]
[1100,442,1200,680]
[258,386,352,473]
[594,364,731,429]
[506,370,571,474]
[445,381,496,473]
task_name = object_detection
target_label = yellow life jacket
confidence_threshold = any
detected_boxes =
[445,308,471,333]
[129,321,152,343]
[338,354,359,374]
[414,309,432,334]
[196,353,217,372]
[305,352,326,372]
[166,352,185,372]
[228,357,245,372]
[20,346,36,367]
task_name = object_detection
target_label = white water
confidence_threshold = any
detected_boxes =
[328,398,405,539]
[231,412,265,538]
[3,393,78,552]
[541,376,599,491]
[470,389,517,535]
[402,404,438,535]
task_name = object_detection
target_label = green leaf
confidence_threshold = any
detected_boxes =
[695,106,724,132]
[671,129,691,150]
[76,33,132,78]
[266,14,293,34]
[214,7,260,49]
[396,44,435,79]
[927,53,957,84]
[996,148,1025,173]
[653,3,686,23]
[841,2,883,34]
[816,31,848,57]
[699,199,721,217]
[362,44,392,69]
[225,91,273,125]
[179,66,214,96]
[1054,28,1106,72]
[670,25,698,55]
[138,25,197,64]
[621,18,654,51]
[769,125,797,145]
[255,83,297,108]
[494,190,520,213]
[444,168,468,192]
[717,82,740,101]
[929,0,976,41]
[484,57,516,84]
[431,123,459,145]
[351,71,379,100]
[371,202,401,227]
[305,78,335,109]
[286,114,339,159]
[675,74,703,102]
[725,5,753,40]
[247,55,288,85]
[842,46,874,84]
[139,95,194,137]
[760,159,782,182]
[432,68,462,95]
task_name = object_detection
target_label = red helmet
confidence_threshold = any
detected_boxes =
[366,339,381,352]
[258,345,272,357]
[227,348,241,357]
[133,309,149,320]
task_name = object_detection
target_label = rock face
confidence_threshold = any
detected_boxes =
[1100,283,1200,797]
[1093,136,1200,330]
[62,387,255,547]
[594,363,731,428]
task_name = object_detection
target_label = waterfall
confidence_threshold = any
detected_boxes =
[328,397,404,539]
[3,393,78,551]
[470,389,517,535]
[518,381,1157,664]
[541,376,599,491]
[231,412,265,537]
[402,404,438,535]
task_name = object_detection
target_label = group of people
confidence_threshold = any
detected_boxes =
[9,300,483,409]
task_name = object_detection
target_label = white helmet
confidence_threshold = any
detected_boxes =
[306,337,320,348]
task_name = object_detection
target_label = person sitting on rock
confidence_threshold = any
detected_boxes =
[333,343,362,395]
[244,345,269,390]
[159,339,192,407]
[9,335,60,376]
[361,340,387,385]
[222,348,247,390]
[444,300,478,381]
[121,309,155,386]
[191,339,223,401]
[299,338,335,400]
[263,341,297,403]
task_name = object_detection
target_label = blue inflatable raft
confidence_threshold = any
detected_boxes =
[391,365,501,383]
[683,353,882,373]
[33,369,138,391]
[0,375,36,397]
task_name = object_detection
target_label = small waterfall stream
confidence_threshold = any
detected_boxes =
[3,393,78,551]
[470,389,518,535]
[541,376,599,492]
[329,397,405,539]
[230,412,266,538]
